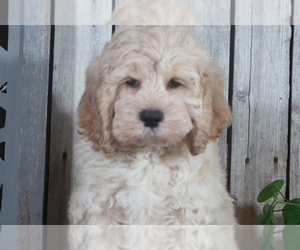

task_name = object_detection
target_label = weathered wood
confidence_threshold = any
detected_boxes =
[115,0,231,24]
[0,26,50,224]
[186,0,231,24]
[235,0,292,24]
[47,26,112,224]
[0,226,18,249]
[290,26,300,200]
[16,226,44,249]
[22,0,51,24]
[115,0,231,25]
[7,0,21,24]
[54,0,113,24]
[231,26,291,224]
[294,0,300,24]
[192,26,231,172]
[17,26,51,224]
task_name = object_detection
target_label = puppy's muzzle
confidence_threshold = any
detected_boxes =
[140,109,164,128]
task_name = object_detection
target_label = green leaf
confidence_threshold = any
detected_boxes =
[286,216,300,225]
[282,226,300,250]
[260,226,278,250]
[263,204,272,214]
[283,199,300,225]
[260,204,276,225]
[261,204,278,225]
[257,180,285,203]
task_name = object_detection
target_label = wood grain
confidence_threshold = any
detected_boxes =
[22,0,51,24]
[290,26,300,200]
[231,26,291,224]
[294,0,300,24]
[235,0,292,24]
[186,0,231,24]
[115,0,231,24]
[1,17,51,227]
[17,26,51,224]
[47,26,112,224]
[54,0,113,24]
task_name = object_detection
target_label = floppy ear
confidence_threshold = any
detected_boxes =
[77,59,116,155]
[187,62,232,156]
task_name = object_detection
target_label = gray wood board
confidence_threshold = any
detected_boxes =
[294,0,300,24]
[54,0,113,24]
[186,0,231,24]
[47,25,112,224]
[17,26,51,224]
[115,0,231,24]
[290,26,300,200]
[7,0,21,24]
[235,0,292,24]
[22,0,52,24]
[231,26,291,224]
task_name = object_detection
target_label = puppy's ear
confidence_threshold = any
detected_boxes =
[187,62,231,156]
[77,59,116,155]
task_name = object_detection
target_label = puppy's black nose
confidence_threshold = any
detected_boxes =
[140,109,164,128]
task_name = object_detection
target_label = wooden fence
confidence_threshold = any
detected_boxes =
[0,0,300,225]
[4,0,300,25]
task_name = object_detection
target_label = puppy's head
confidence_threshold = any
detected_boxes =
[78,26,231,156]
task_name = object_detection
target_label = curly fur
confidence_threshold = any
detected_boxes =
[69,225,239,249]
[69,26,237,225]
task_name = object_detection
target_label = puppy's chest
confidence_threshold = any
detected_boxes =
[107,157,193,197]
[95,157,208,224]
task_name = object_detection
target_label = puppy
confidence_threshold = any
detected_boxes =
[69,26,237,225]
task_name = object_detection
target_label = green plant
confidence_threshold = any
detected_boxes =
[257,180,300,225]
[259,225,300,250]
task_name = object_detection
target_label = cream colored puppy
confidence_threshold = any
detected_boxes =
[69,26,237,225]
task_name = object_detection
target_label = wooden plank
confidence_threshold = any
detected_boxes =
[192,26,231,172]
[45,226,69,249]
[17,26,51,224]
[0,25,50,224]
[235,0,292,24]
[0,226,18,249]
[47,25,112,224]
[17,226,44,249]
[186,0,231,24]
[294,0,300,24]
[290,26,300,199]
[231,26,291,224]
[114,0,231,24]
[22,0,51,24]
[7,0,21,24]
[54,0,113,25]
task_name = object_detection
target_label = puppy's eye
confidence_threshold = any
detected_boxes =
[126,79,140,88]
[168,80,182,89]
